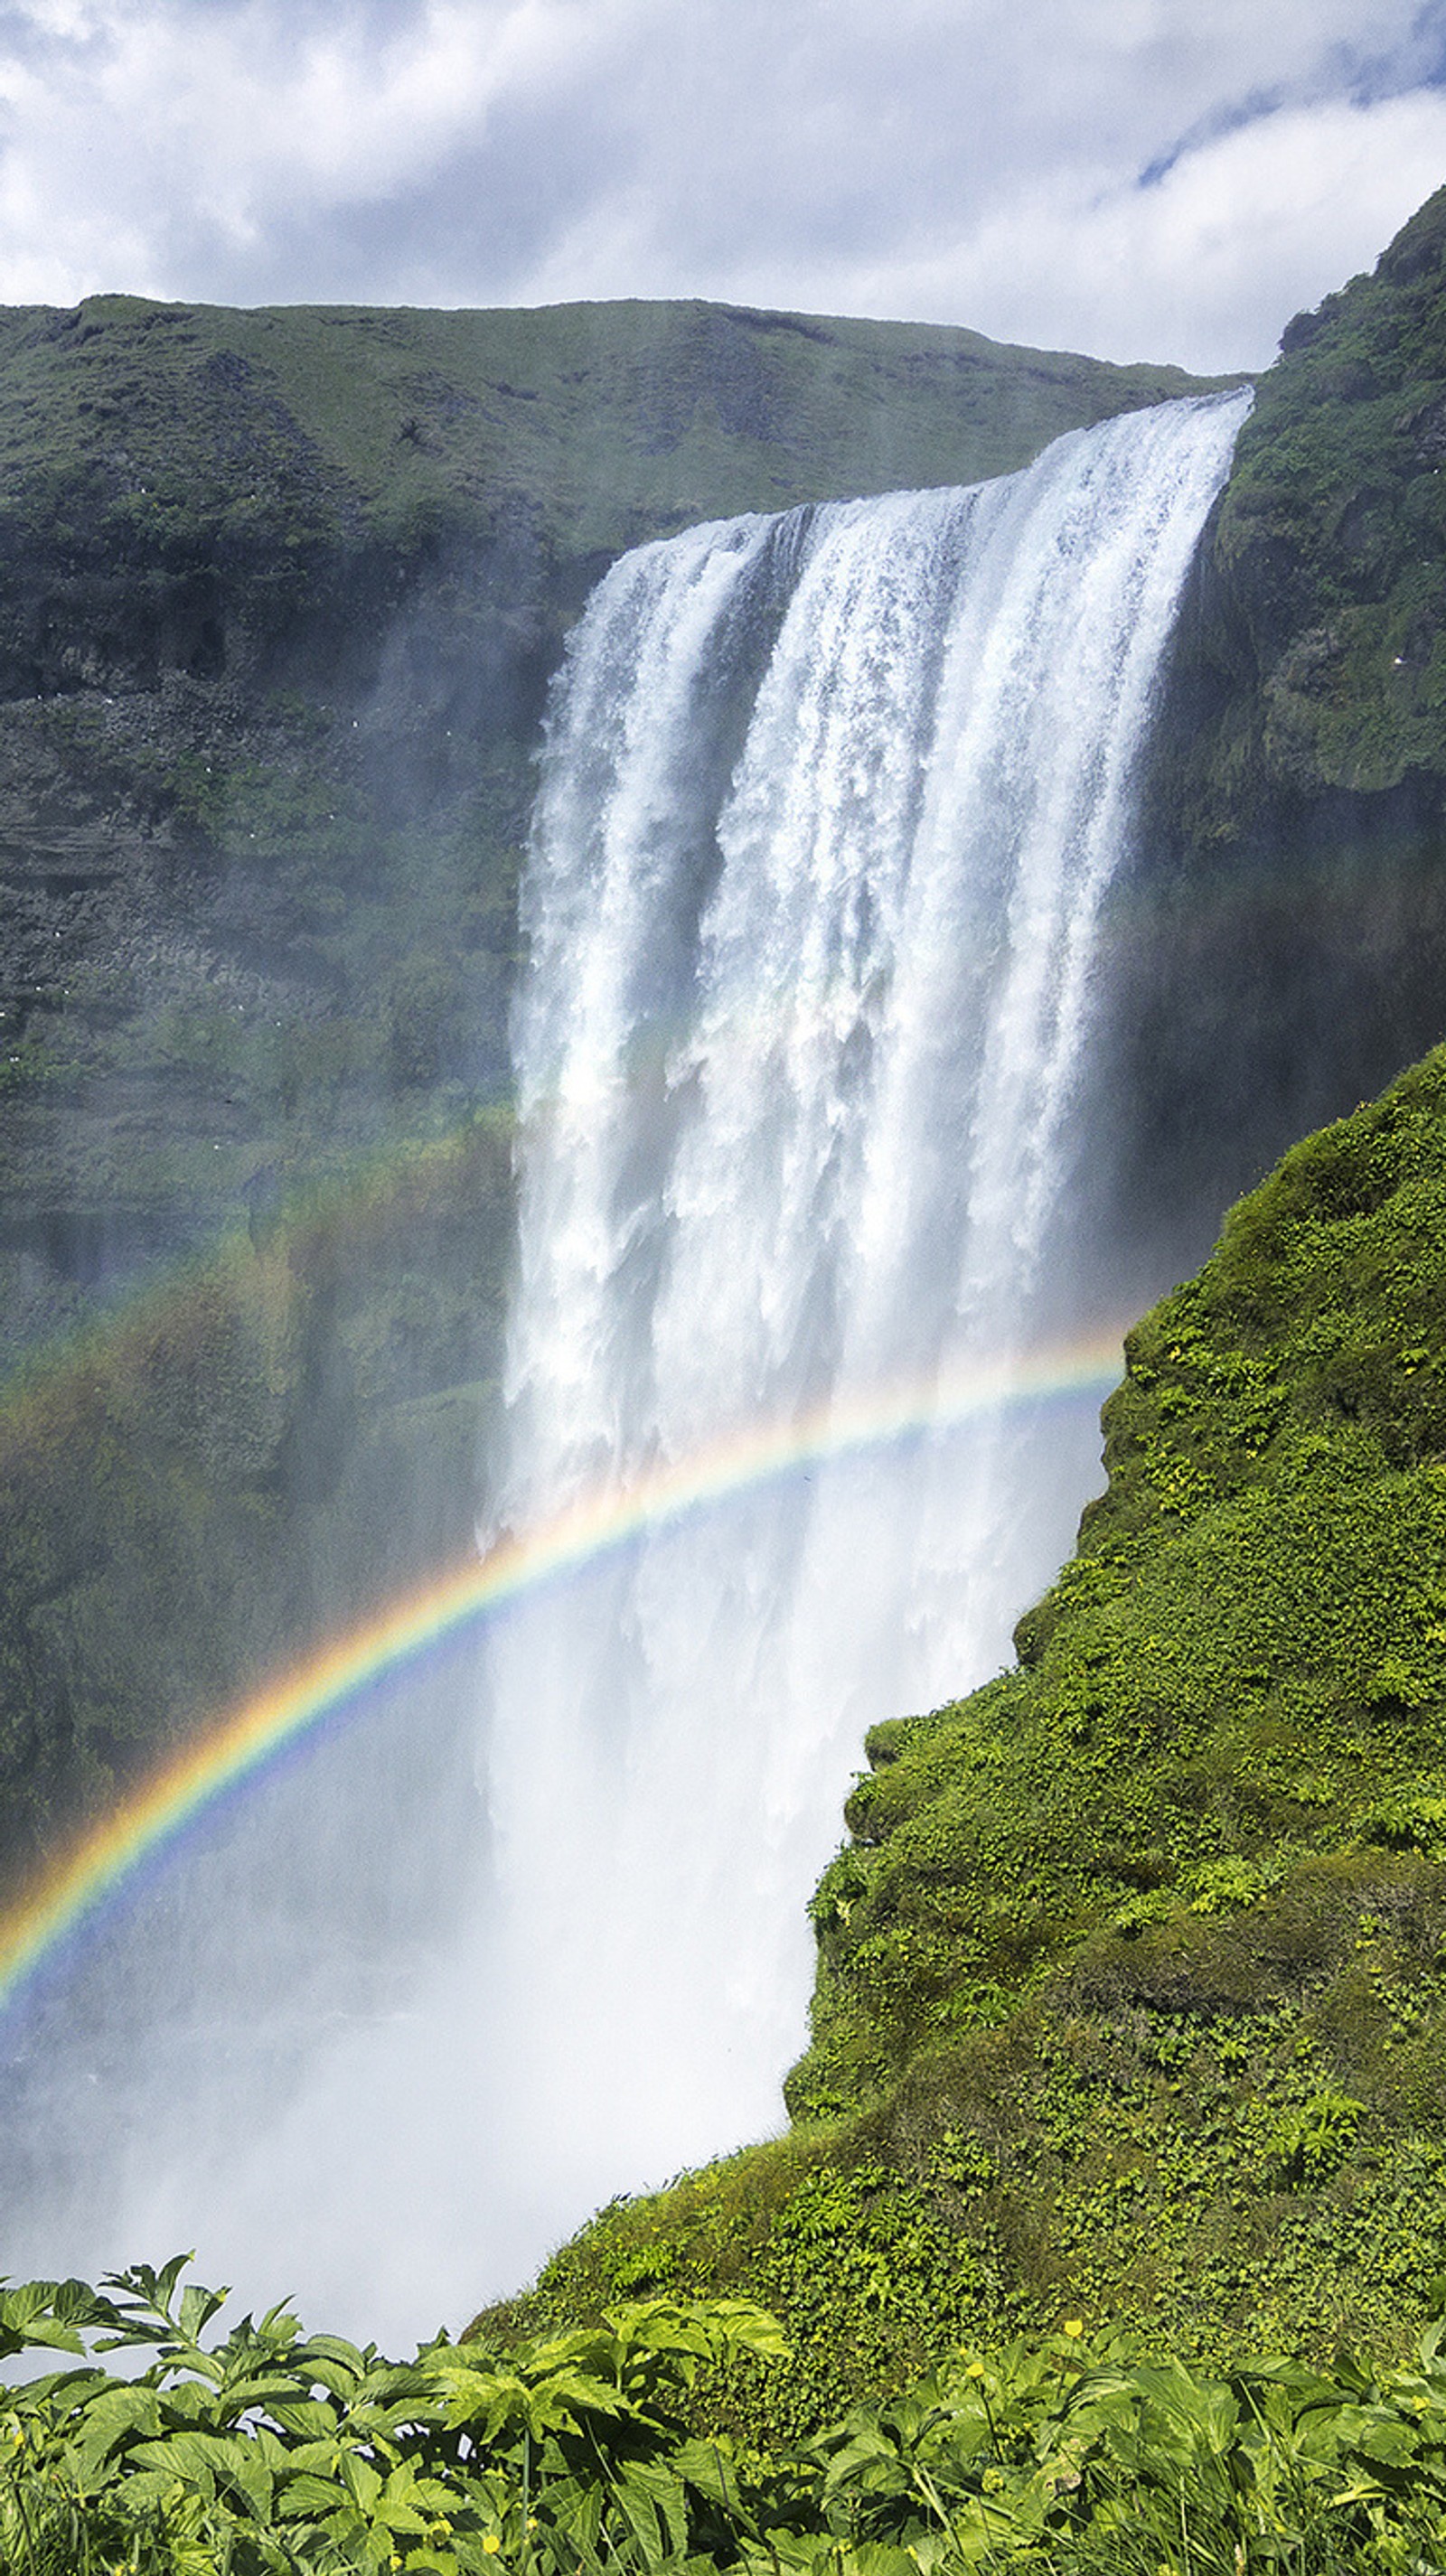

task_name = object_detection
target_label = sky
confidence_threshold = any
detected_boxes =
[5,0,1446,372]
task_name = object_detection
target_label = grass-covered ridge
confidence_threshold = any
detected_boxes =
[0,294,1219,577]
[489,1046,1446,2431]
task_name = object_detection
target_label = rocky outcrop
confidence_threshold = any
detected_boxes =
[1106,187,1446,1265]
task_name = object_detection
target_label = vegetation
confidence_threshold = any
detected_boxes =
[0,295,1220,578]
[486,1045,1446,2432]
[15,2262,1446,2574]
[1193,180,1446,818]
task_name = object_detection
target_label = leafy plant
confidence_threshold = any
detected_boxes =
[15,2267,1446,2574]
[0,2260,786,2576]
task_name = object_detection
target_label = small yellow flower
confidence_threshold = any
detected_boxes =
[1062,2318,1084,2339]
[483,2537,502,2556]
[966,2360,986,2380]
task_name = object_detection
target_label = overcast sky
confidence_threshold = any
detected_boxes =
[5,0,1446,370]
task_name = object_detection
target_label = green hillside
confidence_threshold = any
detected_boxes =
[0,293,1210,572]
[491,1044,1446,2436]
[1184,180,1446,818]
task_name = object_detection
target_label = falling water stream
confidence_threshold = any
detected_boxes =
[1,390,1248,2347]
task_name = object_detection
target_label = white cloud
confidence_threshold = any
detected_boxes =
[788,88,1446,370]
[0,0,1440,364]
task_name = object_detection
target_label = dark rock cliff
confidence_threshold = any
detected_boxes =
[0,293,1212,1363]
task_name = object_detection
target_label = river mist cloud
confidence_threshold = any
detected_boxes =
[4,2,1446,374]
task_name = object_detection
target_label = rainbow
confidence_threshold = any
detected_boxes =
[0,1328,1124,2019]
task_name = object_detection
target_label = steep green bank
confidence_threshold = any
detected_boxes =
[491,1046,1446,2436]
[1113,183,1446,1253]
[1179,180,1446,821]
[0,294,1217,1893]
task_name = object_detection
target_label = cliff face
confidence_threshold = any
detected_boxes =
[32,243,1446,1375]
[0,295,1212,1884]
[1108,185,1446,1265]
[1182,182,1446,820]
[0,294,1207,1368]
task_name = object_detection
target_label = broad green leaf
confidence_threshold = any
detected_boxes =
[209,2369,310,2419]
[277,2471,353,2518]
[342,2447,384,2513]
[268,2395,343,2440]
[113,2466,186,2512]
[68,2381,163,2480]
[299,2333,371,2375]
[178,2282,230,2344]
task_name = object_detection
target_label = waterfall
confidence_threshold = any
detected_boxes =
[474,389,1250,2245]
[0,389,1247,2348]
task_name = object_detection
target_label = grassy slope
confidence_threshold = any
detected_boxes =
[0,295,1216,561]
[490,1048,1446,2438]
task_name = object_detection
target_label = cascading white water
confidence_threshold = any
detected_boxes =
[472,388,1251,2249]
[0,389,1247,2350]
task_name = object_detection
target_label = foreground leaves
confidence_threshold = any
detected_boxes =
[7,2264,1446,2571]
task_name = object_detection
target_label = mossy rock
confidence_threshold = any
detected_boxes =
[1157,183,1446,835]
